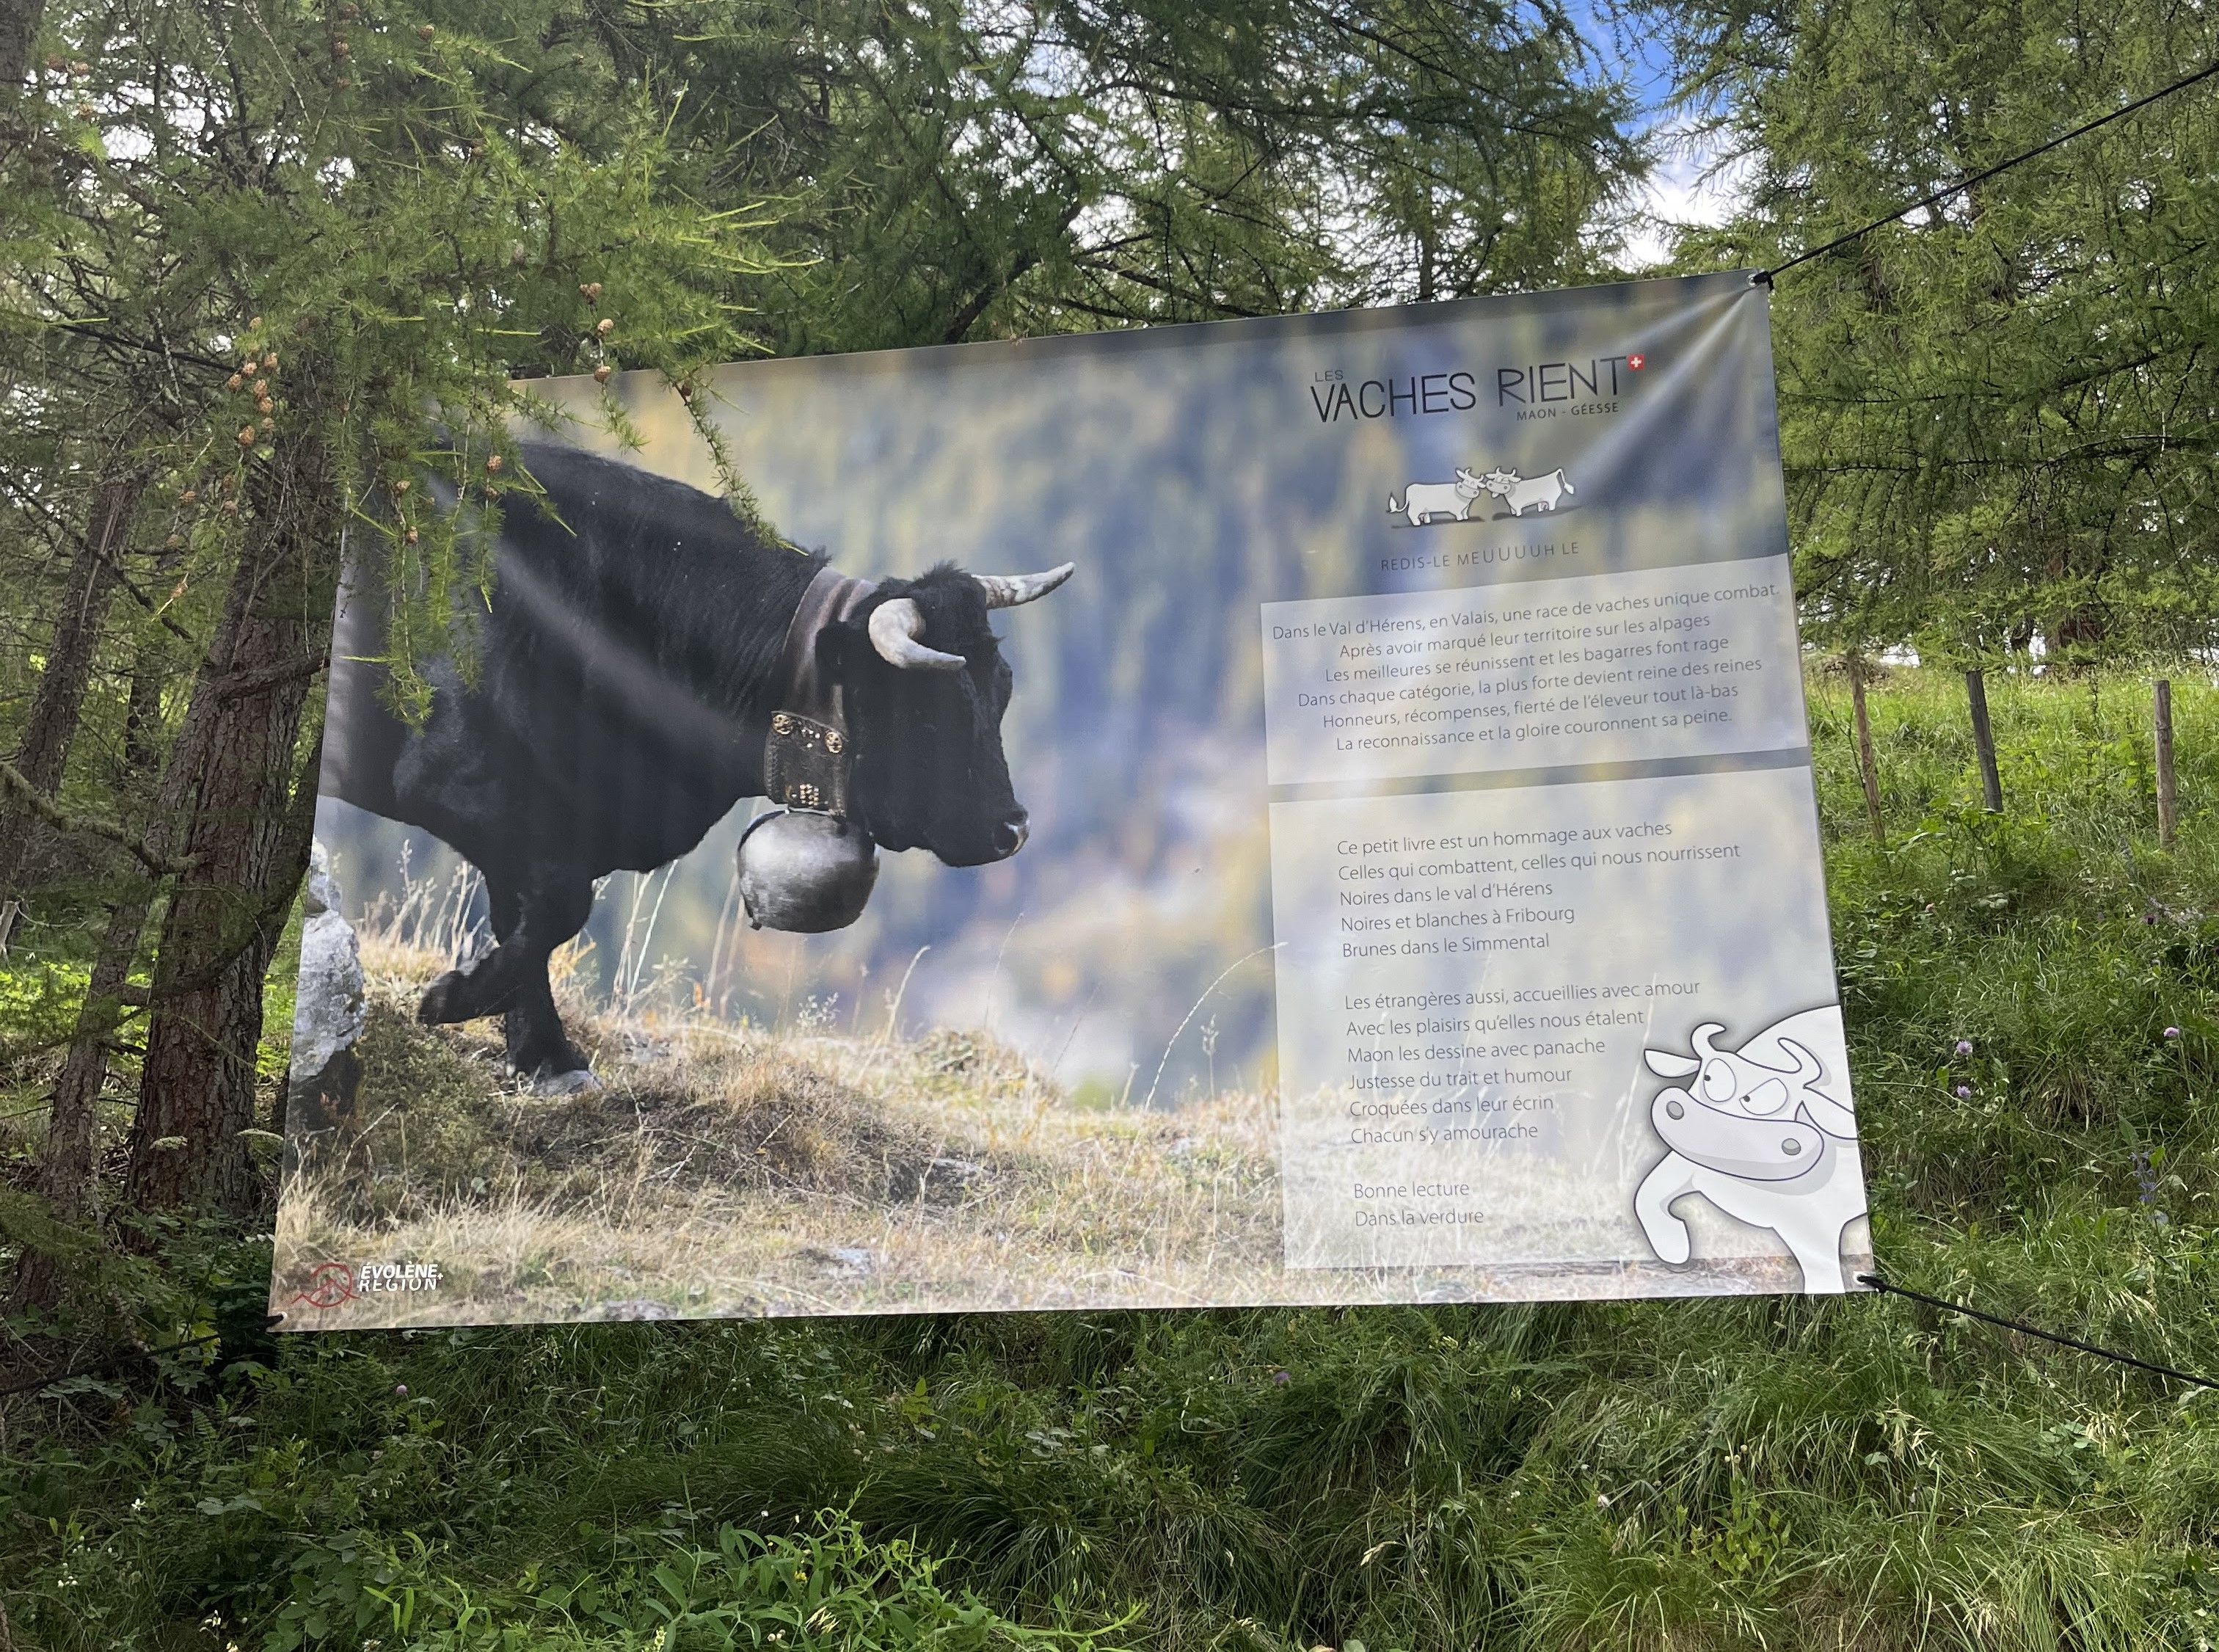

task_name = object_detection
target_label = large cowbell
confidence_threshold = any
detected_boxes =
[736,807,878,933]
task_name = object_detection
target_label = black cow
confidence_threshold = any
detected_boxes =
[323,442,1071,1088]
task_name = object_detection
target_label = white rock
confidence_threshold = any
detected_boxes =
[304,839,343,917]
[291,840,365,1075]
[531,1066,603,1098]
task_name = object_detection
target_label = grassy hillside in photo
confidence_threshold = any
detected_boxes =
[7,666,2219,1649]
[273,936,1286,1327]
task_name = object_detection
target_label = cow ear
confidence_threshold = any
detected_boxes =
[1644,1049,1700,1078]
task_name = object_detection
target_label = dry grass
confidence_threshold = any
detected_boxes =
[273,936,1301,1328]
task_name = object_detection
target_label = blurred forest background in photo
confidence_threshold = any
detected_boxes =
[322,270,1774,1105]
[6,0,2219,1645]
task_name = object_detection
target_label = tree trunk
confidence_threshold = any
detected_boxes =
[8,638,222,1311]
[0,0,47,90]
[125,418,336,1219]
[0,470,140,951]
[1849,655,1885,845]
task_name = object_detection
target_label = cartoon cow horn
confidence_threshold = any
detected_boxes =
[1777,1037,1824,1089]
[1688,1022,1728,1060]
[974,564,1076,610]
[868,598,966,672]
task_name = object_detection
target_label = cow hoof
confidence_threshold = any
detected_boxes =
[530,1066,602,1098]
[417,970,472,1025]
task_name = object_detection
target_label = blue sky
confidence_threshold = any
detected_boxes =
[1560,0,1752,268]
[1563,0,1677,116]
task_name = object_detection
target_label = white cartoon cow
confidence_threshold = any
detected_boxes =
[1387,467,1487,526]
[1482,467,1575,516]
[1634,1007,1867,1292]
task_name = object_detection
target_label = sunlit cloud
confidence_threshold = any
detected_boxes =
[1624,117,1755,270]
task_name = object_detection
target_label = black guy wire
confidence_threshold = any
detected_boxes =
[0,1316,282,1402]
[1859,1273,2219,1393]
[1756,57,2219,285]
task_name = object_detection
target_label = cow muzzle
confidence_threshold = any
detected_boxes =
[993,807,1030,859]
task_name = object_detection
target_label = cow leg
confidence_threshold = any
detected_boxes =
[502,969,591,1087]
[1634,1155,1699,1264]
[467,876,592,1082]
[418,866,594,1038]
[1771,1198,1855,1294]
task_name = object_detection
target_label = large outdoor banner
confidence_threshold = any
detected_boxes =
[272,271,1871,1328]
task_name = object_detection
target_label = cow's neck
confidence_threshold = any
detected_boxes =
[760,567,875,815]
[773,567,876,728]
[616,538,832,799]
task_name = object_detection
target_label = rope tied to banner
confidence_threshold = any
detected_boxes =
[1753,57,2219,285]
[1858,1274,2219,1392]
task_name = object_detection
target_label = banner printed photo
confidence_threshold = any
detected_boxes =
[272,271,1871,1329]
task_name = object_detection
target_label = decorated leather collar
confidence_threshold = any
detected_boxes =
[765,564,875,817]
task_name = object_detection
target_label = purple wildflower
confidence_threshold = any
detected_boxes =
[1954,1039,1973,1057]
[1271,1369,1291,1387]
[1953,1085,1972,1099]
[394,1383,409,1397]
[2165,1026,2182,1041]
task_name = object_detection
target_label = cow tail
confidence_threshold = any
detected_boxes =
[1559,473,1576,493]
[1386,493,1403,514]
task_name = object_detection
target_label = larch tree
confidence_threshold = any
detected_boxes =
[1630,0,2219,672]
[1,0,785,1302]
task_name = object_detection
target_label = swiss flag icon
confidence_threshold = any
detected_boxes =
[1628,352,1647,371]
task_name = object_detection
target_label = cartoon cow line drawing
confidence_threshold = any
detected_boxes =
[1386,467,1488,525]
[1484,467,1574,516]
[1387,466,1575,525]
[1634,1007,1867,1292]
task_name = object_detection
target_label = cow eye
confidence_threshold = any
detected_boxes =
[1744,1077,1789,1115]
[1699,1061,1735,1102]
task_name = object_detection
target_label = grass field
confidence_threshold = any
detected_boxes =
[8,664,2219,1651]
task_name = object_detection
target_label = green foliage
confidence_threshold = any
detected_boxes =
[258,1513,1128,1651]
[7,0,795,720]
[663,0,1644,346]
[9,672,2219,1651]
[1633,0,2219,664]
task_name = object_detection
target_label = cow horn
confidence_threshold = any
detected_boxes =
[1689,1022,1727,1060]
[868,597,966,672]
[974,563,1075,610]
[1777,1036,1824,1088]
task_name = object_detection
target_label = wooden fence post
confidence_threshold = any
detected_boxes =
[1966,668,2003,813]
[1849,655,1886,844]
[2155,678,2177,850]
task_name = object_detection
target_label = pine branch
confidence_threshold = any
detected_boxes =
[0,759,196,877]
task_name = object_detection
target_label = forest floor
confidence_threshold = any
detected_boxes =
[8,666,2219,1652]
